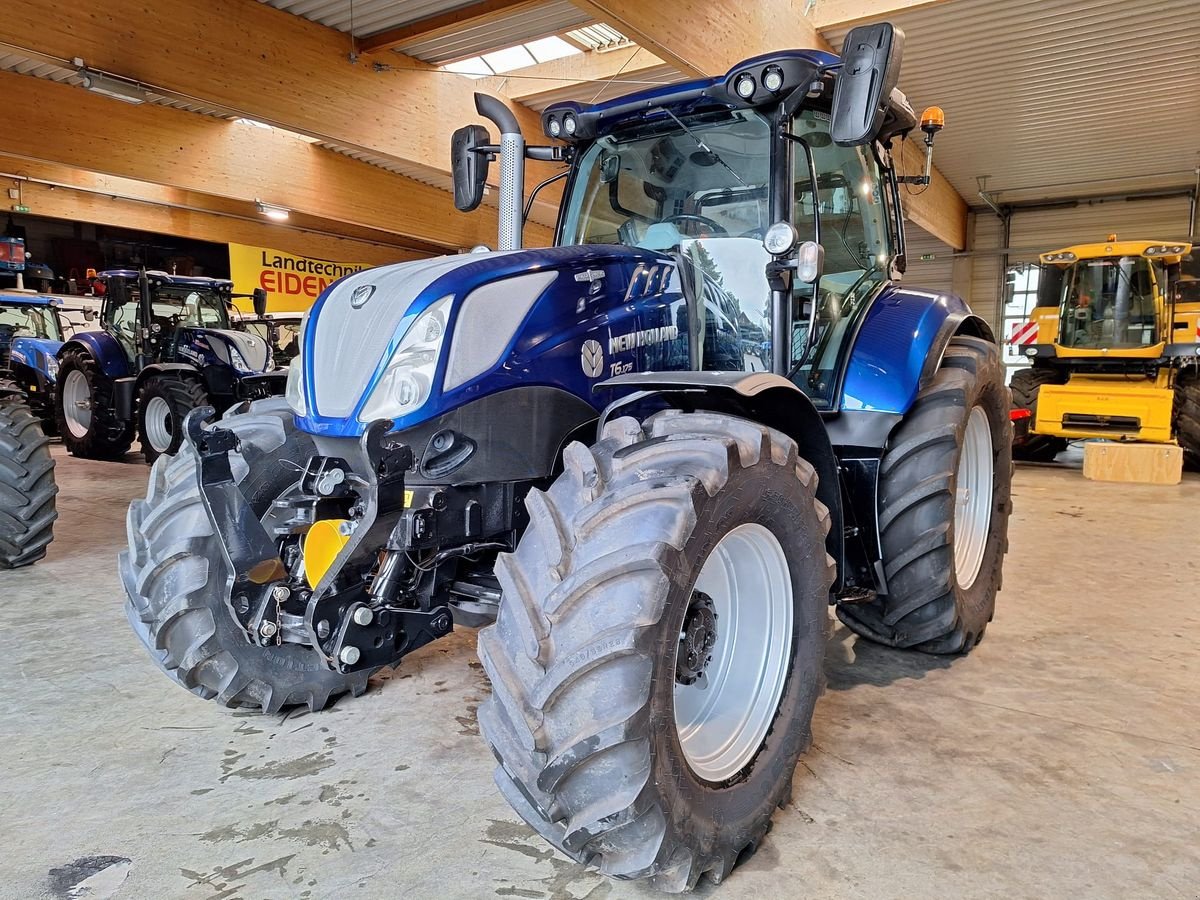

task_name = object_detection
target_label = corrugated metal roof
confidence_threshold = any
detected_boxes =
[259,0,480,36]
[398,0,593,64]
[259,0,594,64]
[823,0,1200,209]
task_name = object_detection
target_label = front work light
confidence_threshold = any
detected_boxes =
[763,221,799,257]
[735,73,756,99]
[762,66,785,93]
[563,113,577,136]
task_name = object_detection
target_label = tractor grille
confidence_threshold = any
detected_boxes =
[1061,413,1141,433]
[0,324,13,372]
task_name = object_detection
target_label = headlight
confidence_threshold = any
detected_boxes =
[285,359,306,416]
[229,345,250,371]
[42,353,59,381]
[358,295,453,425]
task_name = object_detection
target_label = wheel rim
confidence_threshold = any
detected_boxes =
[954,405,994,590]
[61,368,92,439]
[143,395,174,452]
[674,523,793,782]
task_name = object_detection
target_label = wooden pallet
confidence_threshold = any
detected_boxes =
[1082,441,1183,485]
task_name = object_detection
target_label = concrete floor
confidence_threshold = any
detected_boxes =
[2,446,1198,900]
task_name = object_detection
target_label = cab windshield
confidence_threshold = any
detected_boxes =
[558,105,894,409]
[0,304,62,340]
[1057,256,1159,349]
[151,287,230,329]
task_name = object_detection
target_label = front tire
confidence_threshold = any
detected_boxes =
[1009,367,1067,462]
[0,390,58,568]
[1174,374,1200,466]
[478,411,835,891]
[120,397,370,712]
[137,374,208,464]
[54,347,133,460]
[839,336,1012,654]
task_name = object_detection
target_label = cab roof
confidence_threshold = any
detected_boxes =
[1040,239,1192,265]
[0,292,64,307]
[101,269,234,289]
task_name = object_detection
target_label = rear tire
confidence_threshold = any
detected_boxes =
[0,389,58,568]
[478,411,834,891]
[120,397,370,712]
[137,374,208,465]
[839,336,1012,654]
[1174,374,1200,466]
[55,347,133,460]
[1009,367,1067,462]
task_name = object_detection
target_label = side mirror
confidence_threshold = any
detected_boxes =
[108,278,128,306]
[252,287,268,317]
[830,22,904,146]
[451,124,491,212]
[83,308,97,322]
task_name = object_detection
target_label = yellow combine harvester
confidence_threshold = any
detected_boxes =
[1009,236,1200,462]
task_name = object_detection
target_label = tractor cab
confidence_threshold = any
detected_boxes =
[98,270,253,368]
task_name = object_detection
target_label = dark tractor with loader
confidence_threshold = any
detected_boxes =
[55,270,281,463]
[121,24,1011,891]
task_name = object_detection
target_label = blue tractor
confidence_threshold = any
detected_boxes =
[0,298,59,567]
[54,269,280,462]
[122,24,1011,890]
[0,292,70,428]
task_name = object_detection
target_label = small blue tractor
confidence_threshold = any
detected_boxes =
[122,24,1011,890]
[0,291,71,429]
[54,269,281,462]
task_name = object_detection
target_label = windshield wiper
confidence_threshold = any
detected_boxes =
[657,107,747,188]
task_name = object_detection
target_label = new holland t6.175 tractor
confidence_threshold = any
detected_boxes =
[122,24,1011,891]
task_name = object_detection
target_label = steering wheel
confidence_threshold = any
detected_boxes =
[661,214,728,237]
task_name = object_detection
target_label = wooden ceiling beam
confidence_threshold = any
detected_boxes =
[358,0,541,54]
[0,156,434,263]
[0,71,553,250]
[2,0,560,217]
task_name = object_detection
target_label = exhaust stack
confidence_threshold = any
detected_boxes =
[474,94,525,251]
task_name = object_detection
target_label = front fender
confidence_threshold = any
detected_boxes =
[60,332,131,379]
[840,284,993,416]
[597,371,845,590]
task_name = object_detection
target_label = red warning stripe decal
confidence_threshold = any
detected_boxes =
[1010,321,1040,345]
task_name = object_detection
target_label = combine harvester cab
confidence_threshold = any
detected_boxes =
[1010,237,1200,462]
[121,22,1013,891]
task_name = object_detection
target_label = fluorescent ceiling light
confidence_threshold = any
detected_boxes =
[255,200,290,221]
[78,69,147,104]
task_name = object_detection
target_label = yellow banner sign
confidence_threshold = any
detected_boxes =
[228,243,374,313]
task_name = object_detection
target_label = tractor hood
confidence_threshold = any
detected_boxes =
[8,337,64,382]
[182,327,273,374]
[289,245,682,437]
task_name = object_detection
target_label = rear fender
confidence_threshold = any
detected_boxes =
[597,371,845,591]
[841,283,994,416]
[59,332,131,380]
